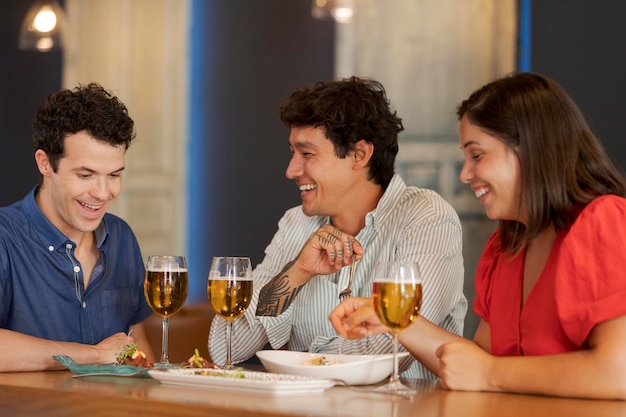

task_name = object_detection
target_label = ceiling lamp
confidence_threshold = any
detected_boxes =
[18,0,68,52]
[312,0,355,24]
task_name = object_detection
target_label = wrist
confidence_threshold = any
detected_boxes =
[289,261,314,286]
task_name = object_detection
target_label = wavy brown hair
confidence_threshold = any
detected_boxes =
[278,76,403,189]
[457,72,626,253]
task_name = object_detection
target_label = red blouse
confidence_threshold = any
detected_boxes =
[474,194,626,356]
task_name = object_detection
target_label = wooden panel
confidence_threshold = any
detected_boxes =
[335,0,516,337]
[342,0,517,137]
[63,0,189,259]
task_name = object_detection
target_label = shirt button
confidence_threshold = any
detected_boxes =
[74,266,81,273]
[82,301,87,309]
[48,246,54,251]
[66,243,73,249]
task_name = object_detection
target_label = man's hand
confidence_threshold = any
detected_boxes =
[293,224,363,283]
[257,225,363,317]
[92,332,135,364]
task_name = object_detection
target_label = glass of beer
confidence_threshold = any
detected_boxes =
[144,255,188,365]
[372,261,423,394]
[207,256,253,369]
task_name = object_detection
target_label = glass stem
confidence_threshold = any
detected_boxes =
[390,332,400,386]
[161,316,169,364]
[225,321,233,368]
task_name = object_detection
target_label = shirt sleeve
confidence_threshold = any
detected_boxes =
[556,195,626,346]
[208,209,305,365]
[394,191,467,336]
[0,233,10,326]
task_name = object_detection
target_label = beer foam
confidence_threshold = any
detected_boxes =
[208,273,253,280]
[148,267,188,272]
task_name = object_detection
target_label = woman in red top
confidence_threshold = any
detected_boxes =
[329,72,626,399]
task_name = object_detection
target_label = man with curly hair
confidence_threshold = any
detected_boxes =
[0,83,154,371]
[208,76,467,379]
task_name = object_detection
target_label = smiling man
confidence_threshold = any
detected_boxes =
[0,84,154,371]
[208,76,467,379]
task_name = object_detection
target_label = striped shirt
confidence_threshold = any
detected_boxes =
[208,174,467,378]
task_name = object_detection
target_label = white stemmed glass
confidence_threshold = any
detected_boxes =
[143,255,188,365]
[207,256,253,369]
[371,261,423,394]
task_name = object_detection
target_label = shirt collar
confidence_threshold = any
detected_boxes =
[365,174,406,230]
[24,186,108,251]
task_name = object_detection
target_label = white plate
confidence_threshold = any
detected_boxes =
[148,368,336,395]
[256,350,411,386]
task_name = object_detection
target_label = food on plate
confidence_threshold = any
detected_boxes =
[116,343,153,368]
[195,368,246,378]
[299,356,344,366]
[182,348,219,369]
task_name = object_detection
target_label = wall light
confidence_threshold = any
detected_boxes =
[311,0,355,24]
[18,0,68,52]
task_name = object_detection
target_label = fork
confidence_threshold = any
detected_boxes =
[338,261,356,301]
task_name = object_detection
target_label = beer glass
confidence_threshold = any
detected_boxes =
[144,255,188,365]
[371,261,423,394]
[207,256,253,369]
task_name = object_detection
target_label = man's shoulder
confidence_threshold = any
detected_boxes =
[102,213,136,234]
[0,188,40,230]
[399,185,457,214]
[0,200,27,232]
[384,174,456,212]
[100,214,141,253]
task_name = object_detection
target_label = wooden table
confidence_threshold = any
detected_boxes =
[0,370,624,417]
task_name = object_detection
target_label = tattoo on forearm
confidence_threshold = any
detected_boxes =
[256,261,303,317]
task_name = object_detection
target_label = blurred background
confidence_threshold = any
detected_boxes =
[1,0,624,342]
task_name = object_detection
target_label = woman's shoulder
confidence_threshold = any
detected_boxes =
[555,194,626,346]
[570,194,626,229]
[585,194,626,210]
[559,194,626,260]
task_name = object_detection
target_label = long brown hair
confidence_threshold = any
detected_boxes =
[457,72,626,253]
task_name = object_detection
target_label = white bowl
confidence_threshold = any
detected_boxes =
[255,350,410,385]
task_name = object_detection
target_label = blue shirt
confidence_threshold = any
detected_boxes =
[0,187,153,344]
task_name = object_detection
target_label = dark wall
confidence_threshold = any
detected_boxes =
[0,1,63,206]
[186,1,334,301]
[3,1,623,304]
[530,0,626,172]
[0,1,332,304]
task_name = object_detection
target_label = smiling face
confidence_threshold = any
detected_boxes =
[35,131,126,241]
[285,126,356,218]
[459,116,525,223]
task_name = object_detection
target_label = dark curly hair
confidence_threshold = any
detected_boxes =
[33,83,136,172]
[278,76,403,188]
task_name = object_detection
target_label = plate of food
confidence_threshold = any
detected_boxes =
[255,350,411,385]
[148,367,336,395]
[53,343,156,377]
[54,344,220,378]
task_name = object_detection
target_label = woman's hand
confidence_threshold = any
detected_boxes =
[436,339,496,392]
[328,297,388,339]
